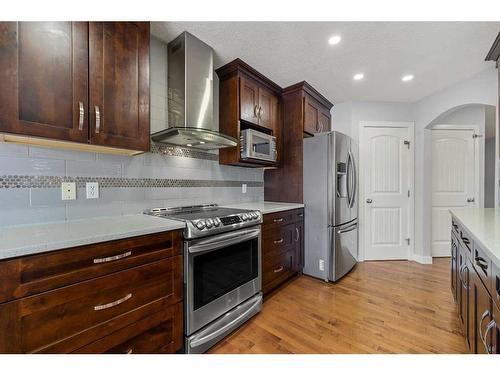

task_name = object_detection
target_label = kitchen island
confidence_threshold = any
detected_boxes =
[449,208,500,354]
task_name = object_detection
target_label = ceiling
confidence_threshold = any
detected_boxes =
[151,22,500,103]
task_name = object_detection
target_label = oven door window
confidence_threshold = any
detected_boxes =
[252,134,271,156]
[192,237,259,311]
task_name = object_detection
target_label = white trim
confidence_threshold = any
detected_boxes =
[411,254,433,265]
[358,121,415,262]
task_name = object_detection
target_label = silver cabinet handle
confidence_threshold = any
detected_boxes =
[366,198,372,204]
[274,238,284,244]
[125,348,134,354]
[78,102,84,131]
[484,320,495,354]
[316,122,320,132]
[274,266,284,273]
[479,309,491,346]
[467,197,475,203]
[295,227,300,242]
[259,106,263,119]
[273,218,283,223]
[93,251,132,264]
[254,105,259,118]
[94,293,132,311]
[95,105,101,134]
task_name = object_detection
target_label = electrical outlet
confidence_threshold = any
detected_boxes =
[242,183,247,194]
[86,182,99,199]
[319,259,325,271]
[61,182,76,201]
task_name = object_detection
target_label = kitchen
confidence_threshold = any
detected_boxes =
[1,1,500,371]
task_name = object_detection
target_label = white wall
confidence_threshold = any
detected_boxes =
[331,67,498,263]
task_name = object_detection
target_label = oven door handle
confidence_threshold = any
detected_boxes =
[188,228,261,254]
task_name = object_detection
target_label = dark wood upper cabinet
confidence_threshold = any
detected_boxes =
[0,21,150,154]
[264,81,333,203]
[216,59,281,167]
[0,22,89,143]
[89,22,150,152]
[239,75,260,125]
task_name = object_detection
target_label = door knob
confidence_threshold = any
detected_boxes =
[467,197,475,203]
[366,198,373,204]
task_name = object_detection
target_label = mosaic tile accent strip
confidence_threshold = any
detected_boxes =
[150,142,219,161]
[0,175,263,189]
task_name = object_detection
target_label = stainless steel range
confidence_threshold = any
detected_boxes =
[144,204,263,354]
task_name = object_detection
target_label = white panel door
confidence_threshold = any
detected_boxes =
[431,129,475,257]
[363,127,411,260]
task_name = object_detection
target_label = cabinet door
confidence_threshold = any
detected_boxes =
[471,266,493,354]
[0,22,89,142]
[239,75,259,125]
[492,302,499,354]
[319,108,331,133]
[293,219,304,272]
[451,233,458,300]
[303,95,320,135]
[458,245,471,350]
[89,22,150,151]
[257,86,278,132]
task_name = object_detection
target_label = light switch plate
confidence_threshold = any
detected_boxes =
[61,182,76,201]
[86,182,99,199]
[242,183,247,194]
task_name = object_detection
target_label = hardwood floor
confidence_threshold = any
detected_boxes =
[209,258,466,354]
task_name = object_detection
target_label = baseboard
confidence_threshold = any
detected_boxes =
[410,253,433,264]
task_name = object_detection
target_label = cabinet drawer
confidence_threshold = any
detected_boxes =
[0,256,182,353]
[263,211,294,228]
[472,244,492,295]
[459,227,473,254]
[74,302,183,354]
[493,262,500,309]
[262,223,295,259]
[262,249,295,293]
[0,230,182,303]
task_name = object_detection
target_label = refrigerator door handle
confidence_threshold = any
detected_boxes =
[346,152,353,208]
[349,150,357,208]
[337,222,358,234]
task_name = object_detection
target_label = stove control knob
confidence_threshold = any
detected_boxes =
[206,218,214,228]
[214,218,221,227]
[241,213,248,221]
[195,220,206,230]
[252,212,259,219]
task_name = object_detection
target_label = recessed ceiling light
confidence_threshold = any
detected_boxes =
[328,35,341,45]
[353,73,364,81]
[402,74,414,82]
[199,141,205,144]
[186,143,192,147]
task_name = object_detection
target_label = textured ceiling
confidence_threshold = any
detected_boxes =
[151,22,500,103]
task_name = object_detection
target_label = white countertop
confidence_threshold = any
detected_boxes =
[450,208,500,267]
[0,215,185,261]
[223,201,304,214]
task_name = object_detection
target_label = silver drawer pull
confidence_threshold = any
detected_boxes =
[95,105,101,134]
[78,101,84,131]
[274,266,284,273]
[125,348,133,354]
[93,251,132,264]
[273,218,283,223]
[274,238,284,244]
[94,293,132,311]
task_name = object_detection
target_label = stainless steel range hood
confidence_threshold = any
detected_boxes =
[151,32,237,150]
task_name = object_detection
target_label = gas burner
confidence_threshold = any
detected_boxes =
[144,204,262,239]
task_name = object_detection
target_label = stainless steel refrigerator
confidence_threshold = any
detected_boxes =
[303,131,358,282]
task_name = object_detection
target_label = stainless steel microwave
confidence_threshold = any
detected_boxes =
[240,129,277,162]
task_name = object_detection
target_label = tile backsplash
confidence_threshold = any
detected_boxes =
[0,142,263,226]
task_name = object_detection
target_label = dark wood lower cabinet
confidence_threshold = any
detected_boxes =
[450,216,499,354]
[0,230,183,354]
[262,208,304,294]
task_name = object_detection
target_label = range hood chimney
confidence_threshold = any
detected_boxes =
[151,32,237,150]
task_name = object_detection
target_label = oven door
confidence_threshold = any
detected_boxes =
[185,226,261,335]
